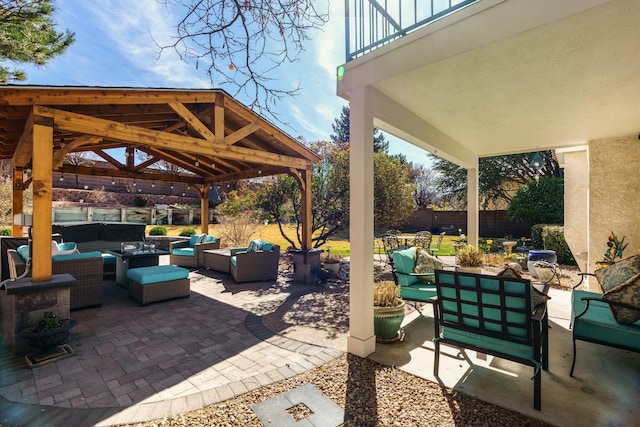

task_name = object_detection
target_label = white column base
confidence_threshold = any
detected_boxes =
[347,334,376,358]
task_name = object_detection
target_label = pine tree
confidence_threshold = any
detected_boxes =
[330,105,389,152]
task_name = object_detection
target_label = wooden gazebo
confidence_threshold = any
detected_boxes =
[0,86,320,282]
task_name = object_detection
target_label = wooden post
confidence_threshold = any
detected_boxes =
[12,167,24,237]
[31,120,54,281]
[301,168,312,251]
[199,184,211,235]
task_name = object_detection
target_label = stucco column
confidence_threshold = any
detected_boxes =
[348,86,376,357]
[467,164,479,247]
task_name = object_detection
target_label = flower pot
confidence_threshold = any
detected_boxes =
[324,262,340,275]
[373,302,405,340]
[457,266,482,274]
[19,319,77,350]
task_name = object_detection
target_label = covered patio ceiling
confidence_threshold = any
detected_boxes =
[338,0,640,167]
[0,86,320,185]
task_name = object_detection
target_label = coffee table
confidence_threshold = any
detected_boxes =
[106,248,169,287]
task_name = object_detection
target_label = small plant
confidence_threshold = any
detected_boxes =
[455,245,485,267]
[133,195,148,207]
[179,227,197,237]
[0,227,11,236]
[149,226,167,236]
[374,280,402,307]
[22,312,72,333]
[597,231,628,267]
[321,252,342,264]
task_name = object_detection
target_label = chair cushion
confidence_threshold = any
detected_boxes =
[189,234,205,247]
[400,282,436,302]
[392,247,420,287]
[230,255,237,267]
[572,290,640,349]
[17,245,30,262]
[172,247,195,257]
[101,253,116,265]
[205,235,217,243]
[441,327,534,361]
[595,254,640,293]
[247,239,264,252]
[413,249,443,282]
[498,267,550,308]
[127,265,189,285]
[52,251,102,262]
[261,241,273,251]
[602,273,640,324]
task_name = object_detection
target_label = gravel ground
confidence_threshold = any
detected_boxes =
[120,353,551,427]
[118,256,570,427]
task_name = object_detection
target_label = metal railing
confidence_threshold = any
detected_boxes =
[345,0,480,61]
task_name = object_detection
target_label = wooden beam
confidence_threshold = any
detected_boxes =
[31,122,53,281]
[11,110,36,168]
[53,135,102,167]
[36,106,310,169]
[168,102,216,141]
[199,183,211,235]
[214,92,225,144]
[225,120,260,146]
[60,164,204,184]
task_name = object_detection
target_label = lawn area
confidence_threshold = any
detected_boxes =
[146,224,460,256]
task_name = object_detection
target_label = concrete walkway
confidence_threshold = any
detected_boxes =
[0,263,342,427]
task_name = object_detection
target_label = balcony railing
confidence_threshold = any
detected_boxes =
[345,0,480,61]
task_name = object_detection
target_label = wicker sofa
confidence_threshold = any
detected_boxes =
[7,249,103,310]
[169,234,221,268]
[230,244,281,283]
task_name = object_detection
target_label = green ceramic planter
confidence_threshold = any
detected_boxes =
[373,302,405,339]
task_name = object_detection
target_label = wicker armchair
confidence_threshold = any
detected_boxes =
[169,234,221,267]
[7,249,103,310]
[230,244,280,283]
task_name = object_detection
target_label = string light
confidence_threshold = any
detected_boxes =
[170,181,174,189]
[151,180,155,188]
[60,173,64,182]
[111,177,115,185]
[133,179,136,187]
[194,157,199,167]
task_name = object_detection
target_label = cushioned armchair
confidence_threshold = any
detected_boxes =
[170,234,220,267]
[8,247,104,310]
[229,243,280,283]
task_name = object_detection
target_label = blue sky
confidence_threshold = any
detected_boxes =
[19,0,430,164]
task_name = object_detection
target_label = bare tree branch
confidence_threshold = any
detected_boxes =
[157,0,329,121]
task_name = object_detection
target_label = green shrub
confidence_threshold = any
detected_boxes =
[179,227,197,237]
[542,225,576,265]
[507,177,564,225]
[148,226,167,236]
[531,224,546,249]
[0,227,11,236]
[133,195,148,207]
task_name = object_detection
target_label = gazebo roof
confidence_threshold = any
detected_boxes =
[0,86,320,184]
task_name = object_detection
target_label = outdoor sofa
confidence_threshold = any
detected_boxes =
[169,234,220,268]
[204,240,280,283]
[7,247,103,310]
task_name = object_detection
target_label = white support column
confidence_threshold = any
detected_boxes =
[467,162,479,248]
[348,86,376,357]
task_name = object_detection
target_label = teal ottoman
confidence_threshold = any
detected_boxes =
[127,265,190,305]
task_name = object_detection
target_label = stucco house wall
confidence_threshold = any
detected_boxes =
[589,135,640,284]
[562,149,589,273]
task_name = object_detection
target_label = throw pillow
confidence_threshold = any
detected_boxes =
[261,241,273,251]
[595,254,640,293]
[247,239,264,252]
[497,266,551,308]
[16,245,30,262]
[602,272,640,324]
[413,249,443,282]
[189,234,203,247]
[51,240,60,255]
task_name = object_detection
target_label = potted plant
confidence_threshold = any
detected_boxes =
[373,280,405,342]
[19,311,77,351]
[455,244,485,273]
[321,251,343,275]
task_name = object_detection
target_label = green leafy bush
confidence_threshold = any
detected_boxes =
[148,226,167,236]
[507,177,564,225]
[133,195,148,207]
[0,227,11,236]
[179,227,197,237]
[542,225,576,265]
[531,224,546,249]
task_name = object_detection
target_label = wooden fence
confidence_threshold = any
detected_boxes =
[402,208,532,238]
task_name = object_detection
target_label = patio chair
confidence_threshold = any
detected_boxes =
[412,231,432,250]
[427,231,446,257]
[230,243,280,283]
[433,269,549,410]
[169,234,221,268]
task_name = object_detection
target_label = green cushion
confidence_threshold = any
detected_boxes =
[172,247,195,257]
[57,242,77,252]
[572,290,640,349]
[127,265,189,285]
[17,245,30,262]
[441,327,534,361]
[261,241,273,251]
[400,282,436,302]
[205,235,217,243]
[230,255,237,267]
[595,254,640,293]
[392,247,421,287]
[602,273,640,324]
[189,234,204,247]
[52,251,102,262]
[101,253,116,265]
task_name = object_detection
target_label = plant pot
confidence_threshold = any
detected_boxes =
[457,266,482,274]
[324,262,340,275]
[19,320,77,350]
[373,302,405,340]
